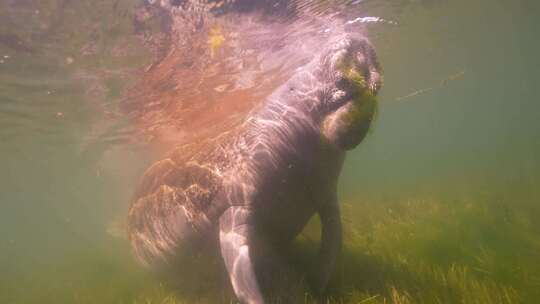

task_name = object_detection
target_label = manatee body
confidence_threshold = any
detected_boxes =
[128,2,382,303]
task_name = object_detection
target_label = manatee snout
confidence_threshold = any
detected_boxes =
[320,37,382,150]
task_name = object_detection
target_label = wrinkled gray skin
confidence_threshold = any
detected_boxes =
[128,1,382,303]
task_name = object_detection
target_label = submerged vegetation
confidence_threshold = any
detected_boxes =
[3,181,538,303]
[330,197,538,303]
[301,184,540,303]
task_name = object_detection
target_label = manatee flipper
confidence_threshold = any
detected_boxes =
[219,206,264,304]
[316,199,342,292]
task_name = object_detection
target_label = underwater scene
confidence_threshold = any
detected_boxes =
[1,0,539,303]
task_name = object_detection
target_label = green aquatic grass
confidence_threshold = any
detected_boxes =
[3,186,538,304]
[335,192,540,303]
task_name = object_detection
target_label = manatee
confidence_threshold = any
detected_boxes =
[127,2,382,303]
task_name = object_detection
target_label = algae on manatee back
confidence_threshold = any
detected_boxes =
[208,25,225,57]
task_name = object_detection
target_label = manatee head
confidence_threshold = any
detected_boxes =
[316,37,382,151]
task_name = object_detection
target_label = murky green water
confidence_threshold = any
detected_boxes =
[1,0,539,303]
